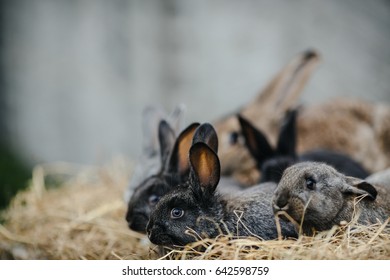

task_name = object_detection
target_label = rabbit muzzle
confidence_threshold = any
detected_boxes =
[147,223,175,246]
[272,192,290,212]
[126,211,149,233]
[272,202,289,213]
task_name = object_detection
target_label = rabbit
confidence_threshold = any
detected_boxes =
[272,162,390,235]
[146,132,297,247]
[126,120,199,232]
[238,109,369,183]
[213,49,321,185]
[213,49,390,186]
[124,104,186,203]
[126,121,243,233]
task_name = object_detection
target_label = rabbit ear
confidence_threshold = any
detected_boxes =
[276,109,298,157]
[189,142,220,196]
[167,104,187,134]
[342,177,378,201]
[158,120,176,166]
[192,123,219,153]
[166,123,200,178]
[142,105,167,157]
[237,114,274,166]
[242,50,319,119]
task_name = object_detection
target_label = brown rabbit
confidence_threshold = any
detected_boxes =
[213,50,390,185]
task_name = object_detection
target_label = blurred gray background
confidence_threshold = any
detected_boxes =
[1,0,390,166]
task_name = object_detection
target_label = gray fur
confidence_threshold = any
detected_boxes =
[273,162,390,235]
[365,168,390,187]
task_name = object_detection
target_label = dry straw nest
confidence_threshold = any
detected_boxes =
[0,158,389,260]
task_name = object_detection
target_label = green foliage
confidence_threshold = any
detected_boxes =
[0,146,31,210]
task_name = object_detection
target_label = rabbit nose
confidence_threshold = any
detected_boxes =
[274,193,289,211]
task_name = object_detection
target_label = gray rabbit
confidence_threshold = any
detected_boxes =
[273,162,390,235]
[146,124,297,247]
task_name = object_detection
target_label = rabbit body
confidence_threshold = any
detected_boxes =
[299,149,369,179]
[296,98,390,173]
[273,162,390,235]
[365,168,390,187]
[238,111,369,183]
[147,141,297,247]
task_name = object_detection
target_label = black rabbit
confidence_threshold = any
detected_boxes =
[124,105,185,203]
[238,110,369,183]
[126,121,199,232]
[126,121,241,233]
[146,127,297,247]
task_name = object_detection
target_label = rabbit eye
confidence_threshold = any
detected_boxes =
[305,178,316,190]
[170,207,184,219]
[148,194,160,205]
[229,131,239,145]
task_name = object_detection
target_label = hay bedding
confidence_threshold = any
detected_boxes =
[0,158,389,260]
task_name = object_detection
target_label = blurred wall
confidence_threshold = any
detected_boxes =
[1,0,390,166]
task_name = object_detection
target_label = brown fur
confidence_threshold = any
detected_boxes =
[297,98,390,172]
[214,50,390,185]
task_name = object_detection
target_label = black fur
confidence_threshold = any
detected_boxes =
[126,122,199,233]
[238,110,369,183]
[126,122,239,233]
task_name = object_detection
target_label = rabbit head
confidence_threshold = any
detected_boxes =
[126,120,199,232]
[238,109,298,183]
[146,142,222,246]
[213,50,320,185]
[273,162,378,234]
